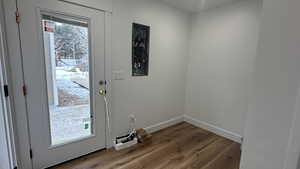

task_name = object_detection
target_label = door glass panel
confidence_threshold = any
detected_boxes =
[42,14,92,146]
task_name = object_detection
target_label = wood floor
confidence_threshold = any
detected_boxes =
[50,122,241,169]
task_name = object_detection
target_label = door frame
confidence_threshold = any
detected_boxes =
[2,0,112,168]
[0,0,18,168]
[283,84,300,169]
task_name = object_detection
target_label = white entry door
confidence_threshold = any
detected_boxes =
[17,0,107,168]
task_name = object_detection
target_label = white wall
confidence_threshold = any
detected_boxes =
[240,0,300,168]
[185,0,262,136]
[112,0,190,136]
[61,0,112,12]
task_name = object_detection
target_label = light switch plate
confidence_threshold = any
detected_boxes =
[113,70,125,80]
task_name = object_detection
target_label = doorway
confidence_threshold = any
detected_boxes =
[17,1,108,168]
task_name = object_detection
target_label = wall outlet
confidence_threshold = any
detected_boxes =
[129,114,136,123]
[129,114,137,131]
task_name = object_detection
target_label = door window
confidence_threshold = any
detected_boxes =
[42,15,93,146]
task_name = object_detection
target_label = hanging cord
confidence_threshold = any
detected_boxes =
[103,95,111,143]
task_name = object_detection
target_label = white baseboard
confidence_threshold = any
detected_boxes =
[144,116,184,133]
[184,115,243,144]
[142,115,242,144]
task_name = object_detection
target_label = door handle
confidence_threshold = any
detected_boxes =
[99,89,106,96]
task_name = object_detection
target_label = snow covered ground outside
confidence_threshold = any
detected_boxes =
[49,104,91,145]
[49,67,92,145]
[56,67,90,104]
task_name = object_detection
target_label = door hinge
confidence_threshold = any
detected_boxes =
[15,8,20,24]
[22,84,27,96]
[29,149,33,159]
[3,85,9,97]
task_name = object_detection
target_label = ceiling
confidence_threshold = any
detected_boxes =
[161,0,238,13]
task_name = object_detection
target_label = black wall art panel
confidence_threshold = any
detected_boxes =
[132,23,150,76]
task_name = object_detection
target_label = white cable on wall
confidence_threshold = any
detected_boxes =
[103,95,111,144]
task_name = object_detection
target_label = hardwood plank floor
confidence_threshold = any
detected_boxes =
[49,122,241,169]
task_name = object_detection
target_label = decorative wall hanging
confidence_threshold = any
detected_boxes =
[132,23,150,76]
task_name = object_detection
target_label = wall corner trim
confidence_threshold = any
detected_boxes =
[183,115,243,144]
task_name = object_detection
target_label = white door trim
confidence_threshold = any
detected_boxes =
[2,0,35,168]
[0,0,19,168]
[104,11,113,148]
[283,85,300,169]
[2,0,113,168]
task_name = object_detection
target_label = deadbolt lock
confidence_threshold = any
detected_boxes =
[99,80,106,86]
